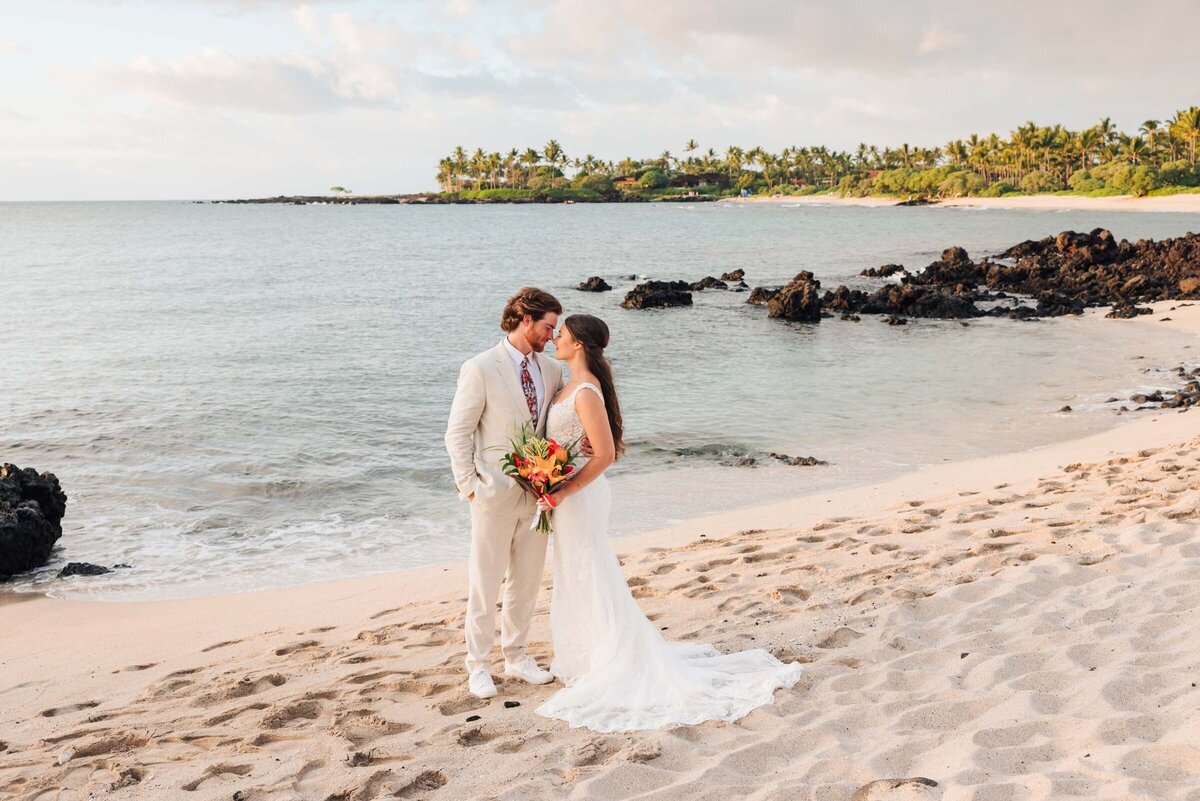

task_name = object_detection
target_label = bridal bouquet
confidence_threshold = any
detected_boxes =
[498,422,580,534]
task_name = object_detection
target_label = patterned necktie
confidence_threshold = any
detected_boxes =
[519,356,538,423]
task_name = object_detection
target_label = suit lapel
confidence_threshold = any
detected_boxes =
[491,343,531,421]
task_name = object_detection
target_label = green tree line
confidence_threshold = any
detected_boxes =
[436,105,1200,199]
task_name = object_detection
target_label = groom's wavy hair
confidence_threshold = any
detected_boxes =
[500,287,562,332]
[563,314,625,459]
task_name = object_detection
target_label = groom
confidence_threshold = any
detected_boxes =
[445,287,566,699]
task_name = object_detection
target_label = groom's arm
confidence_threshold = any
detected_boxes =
[445,360,486,501]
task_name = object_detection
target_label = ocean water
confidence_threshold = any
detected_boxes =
[2,200,1198,601]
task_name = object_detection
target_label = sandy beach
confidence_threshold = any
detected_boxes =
[2,303,1199,800]
[729,193,1200,214]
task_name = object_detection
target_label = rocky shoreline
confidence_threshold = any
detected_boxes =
[599,228,1200,325]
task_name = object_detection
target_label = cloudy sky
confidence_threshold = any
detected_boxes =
[3,0,1199,200]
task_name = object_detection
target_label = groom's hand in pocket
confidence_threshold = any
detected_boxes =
[580,436,595,457]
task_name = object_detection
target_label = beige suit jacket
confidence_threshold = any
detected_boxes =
[445,341,564,507]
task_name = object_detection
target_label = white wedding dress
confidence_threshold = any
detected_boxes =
[535,382,804,733]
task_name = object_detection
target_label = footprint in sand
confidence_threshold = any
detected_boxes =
[200,639,242,653]
[456,725,507,747]
[494,732,552,754]
[329,768,395,799]
[274,640,322,656]
[204,701,270,727]
[569,737,622,767]
[768,586,811,604]
[690,558,736,572]
[192,673,287,708]
[347,670,400,686]
[40,700,100,717]
[816,627,864,649]
[370,607,403,620]
[437,695,490,717]
[375,678,457,698]
[331,709,414,746]
[260,699,323,729]
[61,731,149,762]
[181,762,253,791]
[394,770,448,798]
[847,587,885,605]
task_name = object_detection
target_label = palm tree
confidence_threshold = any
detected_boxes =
[854,142,869,169]
[434,160,452,192]
[1139,119,1161,154]
[724,146,743,179]
[1121,135,1149,165]
[1076,127,1101,171]
[543,139,565,172]
[1173,106,1200,165]
[451,146,467,190]
[520,148,540,186]
[946,139,968,167]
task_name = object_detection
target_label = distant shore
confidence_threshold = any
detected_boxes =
[728,192,1200,213]
[207,192,716,205]
[208,191,1200,212]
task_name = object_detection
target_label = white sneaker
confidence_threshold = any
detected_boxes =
[503,656,553,685]
[468,669,497,699]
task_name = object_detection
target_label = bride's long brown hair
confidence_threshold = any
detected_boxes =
[563,314,625,459]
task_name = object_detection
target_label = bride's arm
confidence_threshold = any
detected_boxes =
[547,389,614,504]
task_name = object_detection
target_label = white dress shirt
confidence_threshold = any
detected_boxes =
[502,337,545,418]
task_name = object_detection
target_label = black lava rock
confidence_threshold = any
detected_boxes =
[621,281,693,309]
[690,276,729,291]
[577,276,612,292]
[58,562,111,577]
[767,271,822,322]
[1,464,68,580]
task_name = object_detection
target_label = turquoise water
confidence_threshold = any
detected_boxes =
[2,200,1197,600]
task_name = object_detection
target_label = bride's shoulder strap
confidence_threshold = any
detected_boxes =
[573,381,604,405]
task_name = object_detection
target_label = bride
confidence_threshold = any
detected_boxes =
[534,314,803,733]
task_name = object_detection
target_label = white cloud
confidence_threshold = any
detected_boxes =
[917,25,965,55]
[75,48,404,113]
[292,6,323,42]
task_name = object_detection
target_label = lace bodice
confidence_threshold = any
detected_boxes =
[547,382,603,447]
